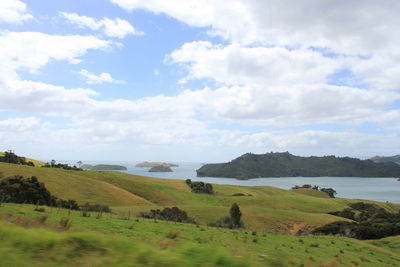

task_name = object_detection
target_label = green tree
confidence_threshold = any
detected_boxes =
[230,203,242,227]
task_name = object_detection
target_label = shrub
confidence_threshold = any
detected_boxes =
[138,207,196,224]
[185,179,214,194]
[313,202,400,239]
[209,203,244,229]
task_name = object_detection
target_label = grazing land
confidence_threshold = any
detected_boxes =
[1,161,400,266]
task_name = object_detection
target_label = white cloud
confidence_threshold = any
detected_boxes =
[111,0,400,54]
[167,41,343,86]
[217,130,400,159]
[0,31,113,73]
[0,117,41,132]
[0,0,32,24]
[165,42,400,126]
[78,69,124,84]
[61,12,143,38]
[113,0,400,92]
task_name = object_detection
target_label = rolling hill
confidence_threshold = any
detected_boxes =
[1,159,400,266]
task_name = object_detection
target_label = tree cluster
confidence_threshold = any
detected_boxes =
[0,175,78,209]
[0,151,34,166]
[291,184,337,198]
[42,160,82,171]
[138,207,195,223]
[209,203,244,229]
[313,202,400,239]
[185,179,214,194]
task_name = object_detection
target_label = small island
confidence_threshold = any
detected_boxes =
[81,164,127,171]
[135,161,178,168]
[148,165,173,172]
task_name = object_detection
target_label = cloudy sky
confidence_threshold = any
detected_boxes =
[0,0,399,162]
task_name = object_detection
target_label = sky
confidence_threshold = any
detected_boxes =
[0,0,399,162]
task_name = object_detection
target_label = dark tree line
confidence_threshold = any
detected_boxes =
[138,207,195,223]
[292,184,337,198]
[42,160,82,171]
[313,202,400,239]
[185,179,214,194]
[0,151,35,166]
[0,175,78,209]
[0,175,110,212]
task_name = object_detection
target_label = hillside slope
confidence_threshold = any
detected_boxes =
[0,204,399,267]
[1,162,399,234]
[197,152,400,179]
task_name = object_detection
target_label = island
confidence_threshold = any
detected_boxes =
[135,161,178,167]
[196,152,400,179]
[81,164,127,171]
[148,165,173,172]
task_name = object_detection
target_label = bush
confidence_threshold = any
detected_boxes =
[209,203,244,229]
[138,207,195,223]
[185,179,214,194]
[314,202,400,239]
[0,175,57,206]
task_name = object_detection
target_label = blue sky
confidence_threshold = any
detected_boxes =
[0,0,399,162]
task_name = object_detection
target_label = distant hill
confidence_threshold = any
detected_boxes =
[371,155,400,165]
[197,152,400,179]
[135,161,178,167]
[81,164,127,171]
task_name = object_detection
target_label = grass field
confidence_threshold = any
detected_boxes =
[0,203,399,267]
[1,161,400,266]
[1,162,399,234]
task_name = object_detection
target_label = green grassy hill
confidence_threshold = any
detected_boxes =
[1,162,399,234]
[0,203,399,267]
[1,160,400,266]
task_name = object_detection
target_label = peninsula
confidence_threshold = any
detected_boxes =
[197,152,400,179]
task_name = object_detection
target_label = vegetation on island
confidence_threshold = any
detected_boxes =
[371,155,400,165]
[81,164,127,171]
[135,161,179,167]
[292,184,337,198]
[148,165,173,172]
[197,151,400,179]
